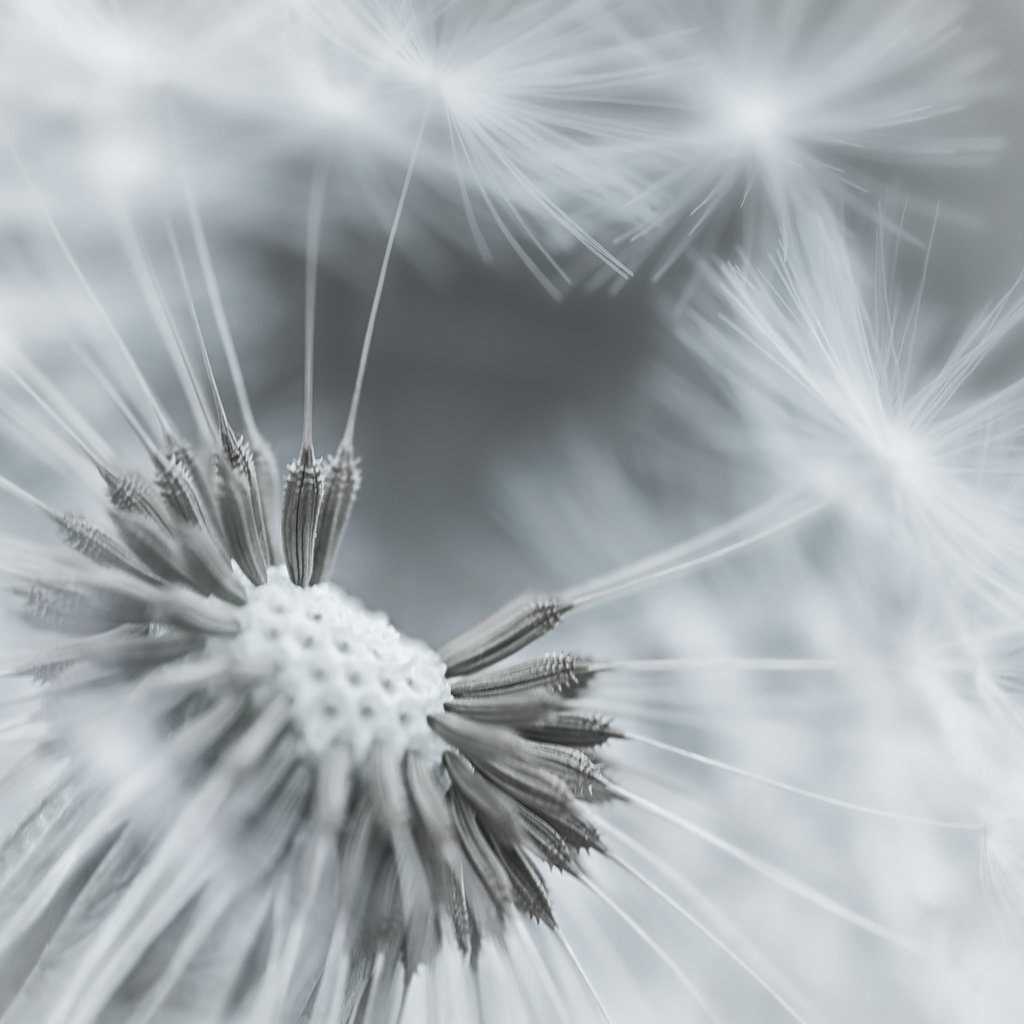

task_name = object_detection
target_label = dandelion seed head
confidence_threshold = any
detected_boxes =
[724,87,786,148]
[429,66,488,121]
[623,0,998,280]
[875,419,936,495]
[295,0,662,286]
[381,48,488,122]
[219,565,450,761]
[0,300,629,1016]
[685,214,1024,615]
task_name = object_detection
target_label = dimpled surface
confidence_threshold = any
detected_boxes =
[220,567,450,761]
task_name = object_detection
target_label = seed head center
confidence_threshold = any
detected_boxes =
[223,567,450,761]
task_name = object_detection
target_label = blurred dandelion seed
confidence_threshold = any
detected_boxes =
[619,0,1000,284]
[687,213,1024,616]
[294,0,682,291]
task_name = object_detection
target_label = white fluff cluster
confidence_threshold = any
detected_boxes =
[1,1,1023,1023]
[226,566,450,760]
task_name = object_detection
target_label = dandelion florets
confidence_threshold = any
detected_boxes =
[0,273,624,1019]
[221,566,450,761]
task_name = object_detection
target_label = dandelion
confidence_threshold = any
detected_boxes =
[676,209,1024,981]
[293,0,683,291]
[684,212,1024,619]
[620,0,998,283]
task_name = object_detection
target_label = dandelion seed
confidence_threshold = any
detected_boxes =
[294,0,680,290]
[621,0,999,282]
[686,212,1024,616]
